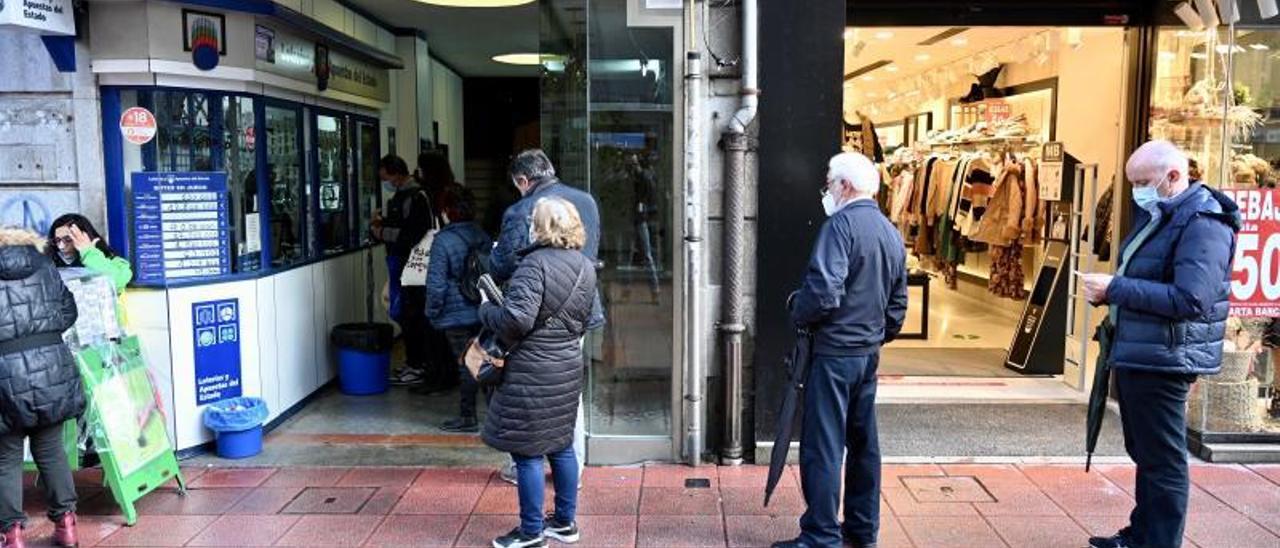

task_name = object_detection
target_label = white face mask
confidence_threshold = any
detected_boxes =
[381,179,398,195]
[821,191,840,216]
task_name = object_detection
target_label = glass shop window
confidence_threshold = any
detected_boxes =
[315,114,351,255]
[266,105,308,267]
[222,95,260,273]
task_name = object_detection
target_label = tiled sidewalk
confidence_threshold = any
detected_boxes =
[18,463,1280,547]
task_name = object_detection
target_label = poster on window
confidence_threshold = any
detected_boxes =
[1224,188,1280,318]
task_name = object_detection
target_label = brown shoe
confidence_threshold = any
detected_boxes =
[2,523,25,548]
[51,513,77,548]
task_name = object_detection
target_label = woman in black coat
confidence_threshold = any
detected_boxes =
[0,228,83,548]
[479,198,596,548]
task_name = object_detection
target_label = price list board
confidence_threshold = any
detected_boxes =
[131,172,231,284]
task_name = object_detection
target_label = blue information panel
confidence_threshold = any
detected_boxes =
[192,299,242,405]
[131,172,230,284]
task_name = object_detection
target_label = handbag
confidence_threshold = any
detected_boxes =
[398,190,441,287]
[465,265,589,387]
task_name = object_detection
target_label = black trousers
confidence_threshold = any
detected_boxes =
[445,327,482,418]
[1115,368,1195,548]
[398,286,429,370]
[0,423,77,530]
[798,353,881,548]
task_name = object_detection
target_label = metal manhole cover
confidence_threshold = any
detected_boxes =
[900,476,995,503]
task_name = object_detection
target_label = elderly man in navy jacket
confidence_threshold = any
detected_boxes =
[1081,140,1241,548]
[775,152,908,548]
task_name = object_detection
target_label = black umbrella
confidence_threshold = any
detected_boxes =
[1085,319,1116,472]
[765,327,814,507]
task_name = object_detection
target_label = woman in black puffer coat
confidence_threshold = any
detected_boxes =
[0,228,83,548]
[479,198,596,548]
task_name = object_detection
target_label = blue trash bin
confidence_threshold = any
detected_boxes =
[331,323,395,396]
[202,397,269,459]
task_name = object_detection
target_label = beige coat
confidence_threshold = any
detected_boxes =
[971,163,1026,247]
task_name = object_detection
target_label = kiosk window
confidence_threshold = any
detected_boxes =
[316,114,350,255]
[355,121,380,246]
[222,96,260,273]
[266,106,307,267]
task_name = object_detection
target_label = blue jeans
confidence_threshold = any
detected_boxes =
[512,444,578,536]
[798,353,881,548]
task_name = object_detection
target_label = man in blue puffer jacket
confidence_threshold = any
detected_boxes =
[1081,140,1241,548]
[426,186,493,433]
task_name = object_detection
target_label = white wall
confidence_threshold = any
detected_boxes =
[431,59,465,181]
[127,252,374,451]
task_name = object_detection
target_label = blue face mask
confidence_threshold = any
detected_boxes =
[1132,178,1168,214]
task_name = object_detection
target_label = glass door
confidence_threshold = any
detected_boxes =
[543,0,678,464]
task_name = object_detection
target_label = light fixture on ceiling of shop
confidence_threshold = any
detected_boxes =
[1261,0,1280,19]
[951,37,969,47]
[844,28,857,40]
[1191,52,1210,59]
[1194,0,1221,28]
[914,53,931,62]
[874,31,893,40]
[886,65,899,72]
[492,53,567,68]
[1250,43,1272,50]
[417,0,535,6]
[1218,0,1240,24]
[1215,44,1246,53]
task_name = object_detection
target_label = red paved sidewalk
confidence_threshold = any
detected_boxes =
[17,463,1280,547]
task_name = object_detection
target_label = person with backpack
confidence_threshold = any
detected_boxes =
[426,186,493,433]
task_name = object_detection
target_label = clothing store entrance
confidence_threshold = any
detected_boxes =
[840,23,1131,399]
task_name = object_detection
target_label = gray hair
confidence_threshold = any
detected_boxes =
[1126,140,1189,185]
[509,149,557,181]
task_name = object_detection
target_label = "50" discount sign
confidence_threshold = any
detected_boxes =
[1223,188,1280,318]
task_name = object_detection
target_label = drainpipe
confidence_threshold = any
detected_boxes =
[683,0,707,466]
[720,0,757,466]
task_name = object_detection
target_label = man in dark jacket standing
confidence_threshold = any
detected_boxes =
[775,152,908,548]
[373,155,436,386]
[490,149,602,482]
[1081,140,1241,548]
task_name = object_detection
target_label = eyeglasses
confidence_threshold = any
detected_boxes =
[52,236,73,247]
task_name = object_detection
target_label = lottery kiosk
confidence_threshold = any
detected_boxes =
[94,0,399,453]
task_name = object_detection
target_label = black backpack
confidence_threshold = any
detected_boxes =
[459,240,491,304]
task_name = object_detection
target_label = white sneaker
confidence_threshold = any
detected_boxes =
[390,368,425,386]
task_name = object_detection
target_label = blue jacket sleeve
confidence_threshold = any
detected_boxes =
[478,260,545,346]
[425,232,451,322]
[1107,215,1235,321]
[489,206,528,283]
[790,217,853,326]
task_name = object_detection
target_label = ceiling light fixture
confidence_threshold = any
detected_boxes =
[493,53,565,66]
[951,37,969,47]
[863,75,875,81]
[886,65,899,72]
[417,0,535,6]
[914,53,931,62]
[1261,0,1280,19]
[844,28,856,40]
[874,31,894,40]
[1251,43,1272,50]
[1194,0,1221,28]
